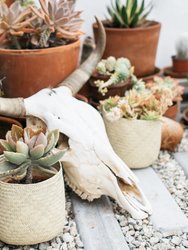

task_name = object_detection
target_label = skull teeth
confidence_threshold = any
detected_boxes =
[64,174,101,201]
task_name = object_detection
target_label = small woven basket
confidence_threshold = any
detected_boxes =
[104,118,162,169]
[0,163,65,245]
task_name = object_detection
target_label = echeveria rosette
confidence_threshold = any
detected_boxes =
[0,125,65,183]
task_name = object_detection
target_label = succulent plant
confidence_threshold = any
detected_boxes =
[94,56,134,95]
[100,85,171,122]
[175,33,188,59]
[106,0,152,28]
[0,125,65,183]
[0,0,83,49]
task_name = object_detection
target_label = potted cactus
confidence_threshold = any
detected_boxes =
[0,0,83,98]
[89,56,133,102]
[172,33,188,74]
[0,125,65,245]
[93,0,161,77]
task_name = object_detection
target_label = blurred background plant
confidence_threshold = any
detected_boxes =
[100,83,171,122]
[94,56,134,95]
[106,0,153,28]
[175,33,188,60]
[0,0,83,49]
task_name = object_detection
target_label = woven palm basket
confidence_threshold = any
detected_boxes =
[104,118,162,169]
[0,163,65,245]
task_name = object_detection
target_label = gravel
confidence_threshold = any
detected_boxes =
[1,130,188,250]
[111,129,188,250]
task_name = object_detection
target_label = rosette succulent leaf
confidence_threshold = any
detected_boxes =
[0,125,65,183]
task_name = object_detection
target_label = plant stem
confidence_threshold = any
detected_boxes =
[25,165,33,184]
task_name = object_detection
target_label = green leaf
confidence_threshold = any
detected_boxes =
[30,144,45,160]
[121,6,129,27]
[16,141,29,156]
[34,150,65,167]
[4,151,27,165]
[0,160,17,174]
[130,0,137,19]
[44,129,59,154]
[0,140,14,152]
[130,12,139,27]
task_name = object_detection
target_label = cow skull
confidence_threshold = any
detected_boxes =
[0,19,152,219]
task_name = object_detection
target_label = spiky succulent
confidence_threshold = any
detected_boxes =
[0,0,83,49]
[106,0,152,28]
[0,125,65,183]
[94,56,134,95]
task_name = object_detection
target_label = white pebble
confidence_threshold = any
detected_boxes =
[182,240,188,247]
[171,236,182,245]
[63,233,74,243]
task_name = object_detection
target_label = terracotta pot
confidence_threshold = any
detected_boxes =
[89,73,132,102]
[93,21,161,77]
[141,67,162,82]
[172,56,188,73]
[5,0,14,6]
[0,116,23,154]
[0,40,80,98]
[182,107,188,125]
[164,102,179,120]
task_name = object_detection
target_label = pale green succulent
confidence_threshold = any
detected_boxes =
[95,56,133,95]
[0,125,65,183]
[105,56,116,72]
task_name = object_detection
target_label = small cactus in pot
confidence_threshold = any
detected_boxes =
[172,33,188,73]
[0,125,65,183]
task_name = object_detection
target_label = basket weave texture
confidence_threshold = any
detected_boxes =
[104,118,162,169]
[0,164,65,245]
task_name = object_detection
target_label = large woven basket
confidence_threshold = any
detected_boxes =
[104,118,162,169]
[0,163,65,245]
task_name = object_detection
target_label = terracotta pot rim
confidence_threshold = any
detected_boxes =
[0,40,80,55]
[93,20,161,32]
[172,55,188,62]
[0,115,22,127]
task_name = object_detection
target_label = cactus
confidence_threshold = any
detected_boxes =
[0,125,65,183]
[175,33,188,59]
[106,0,152,28]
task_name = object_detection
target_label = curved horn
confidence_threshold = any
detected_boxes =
[58,17,106,95]
[0,97,25,118]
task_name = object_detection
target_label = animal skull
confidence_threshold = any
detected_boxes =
[0,19,152,219]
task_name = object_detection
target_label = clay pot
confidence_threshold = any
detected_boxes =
[164,102,179,120]
[172,56,188,73]
[89,73,132,102]
[93,21,161,77]
[5,0,14,6]
[0,40,80,98]
[0,116,23,154]
[182,107,188,125]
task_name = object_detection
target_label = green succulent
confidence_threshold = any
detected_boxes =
[95,56,133,95]
[106,0,152,28]
[0,125,65,183]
